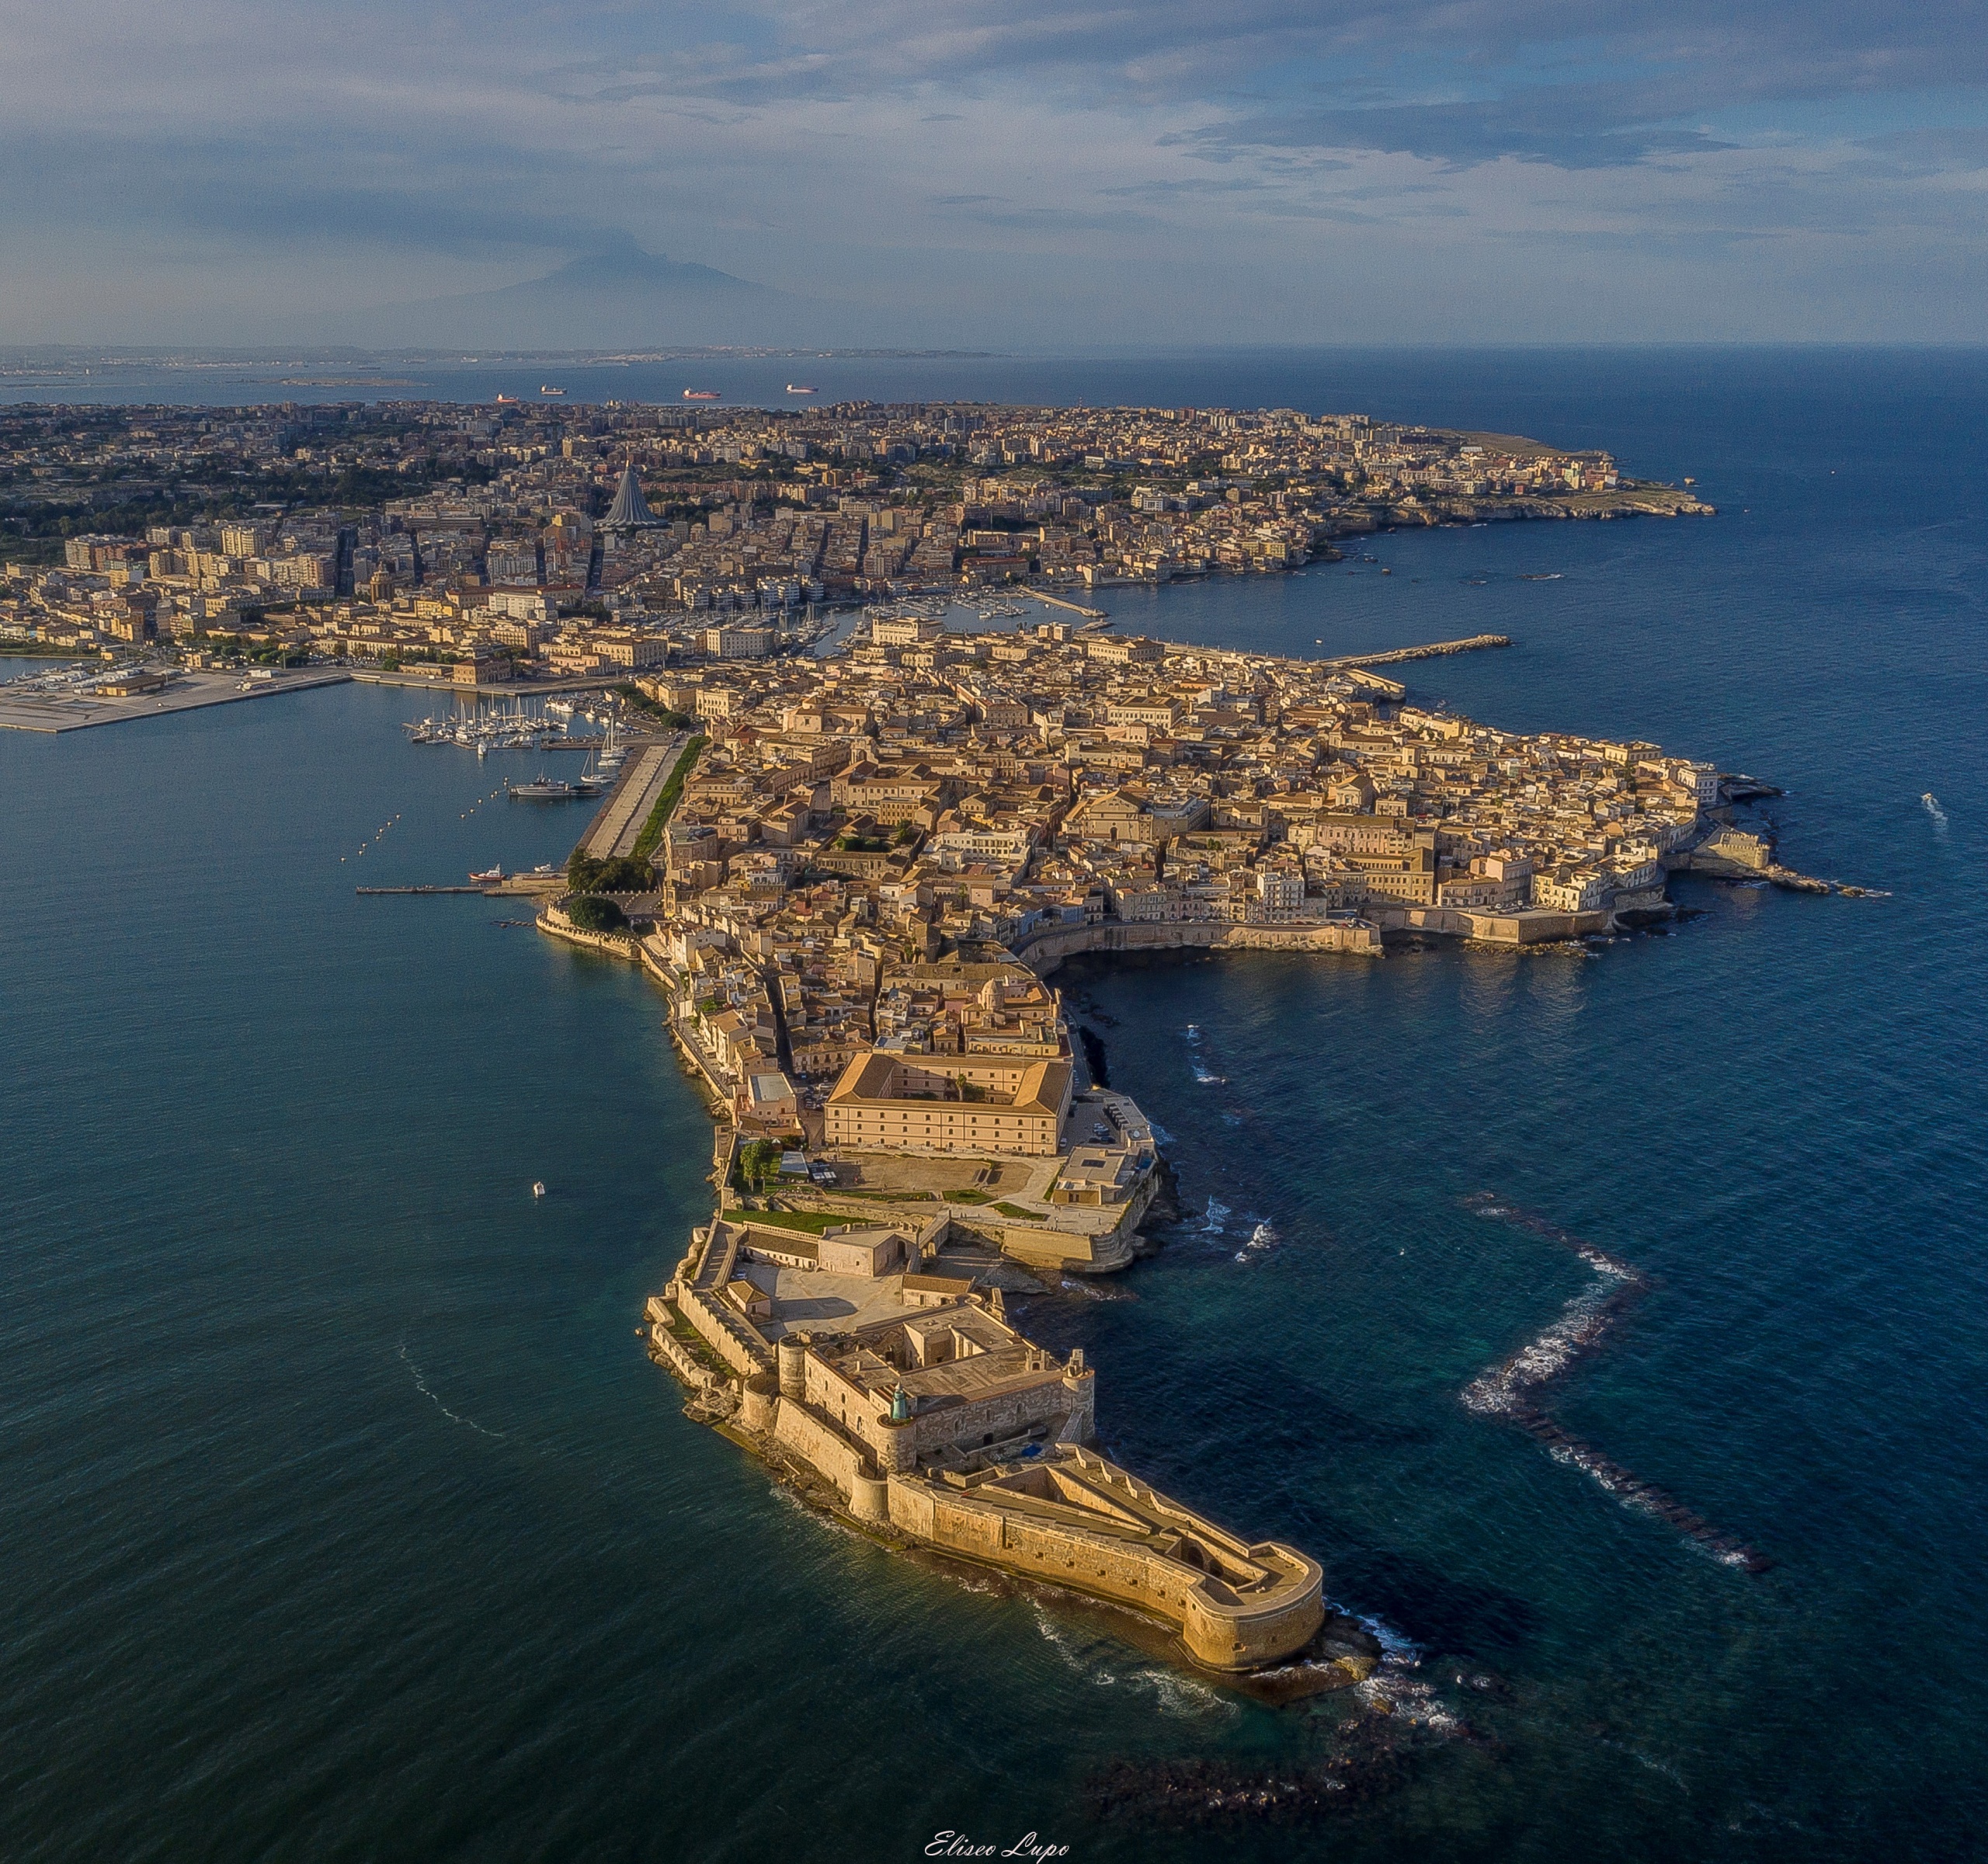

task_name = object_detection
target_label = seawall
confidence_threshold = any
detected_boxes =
[1017,918,1382,977]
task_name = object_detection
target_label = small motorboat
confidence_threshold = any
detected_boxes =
[532,1181,546,1198]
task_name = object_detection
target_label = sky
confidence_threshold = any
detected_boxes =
[2,0,1983,346]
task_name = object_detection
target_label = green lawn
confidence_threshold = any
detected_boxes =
[631,735,707,862]
[722,1207,847,1235]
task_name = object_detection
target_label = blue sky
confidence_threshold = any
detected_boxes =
[2,0,1983,344]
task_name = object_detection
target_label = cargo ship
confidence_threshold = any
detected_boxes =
[683,388,721,401]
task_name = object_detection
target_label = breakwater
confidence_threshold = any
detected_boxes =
[1325,633,1511,668]
[1461,1194,1772,1574]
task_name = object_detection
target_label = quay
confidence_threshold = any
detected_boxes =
[0,666,350,734]
[349,669,627,697]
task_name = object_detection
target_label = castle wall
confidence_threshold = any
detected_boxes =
[676,1281,769,1376]
[772,1396,874,1501]
[1017,920,1382,977]
[891,1479,1320,1670]
[754,1400,1317,1671]
[1180,1581,1327,1672]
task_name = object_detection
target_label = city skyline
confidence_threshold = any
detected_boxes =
[2,0,1983,348]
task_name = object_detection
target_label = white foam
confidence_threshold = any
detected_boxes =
[1030,1605,1119,1685]
[398,1340,507,1441]
[1132,1668,1239,1719]
[1234,1220,1277,1264]
[1461,1271,1629,1414]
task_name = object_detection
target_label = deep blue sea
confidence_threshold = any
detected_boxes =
[3,350,1986,1862]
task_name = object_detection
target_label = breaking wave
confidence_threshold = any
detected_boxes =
[1234,1221,1277,1264]
[1461,1273,1633,1416]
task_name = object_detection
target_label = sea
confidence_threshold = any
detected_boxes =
[2,348,1985,1863]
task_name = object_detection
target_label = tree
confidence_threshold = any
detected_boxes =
[565,894,627,934]
[567,852,654,892]
[739,1139,783,1191]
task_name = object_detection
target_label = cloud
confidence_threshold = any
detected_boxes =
[0,0,1981,342]
[1203,92,1737,169]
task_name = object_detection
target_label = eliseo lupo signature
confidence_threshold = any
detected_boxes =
[926,1834,1069,1860]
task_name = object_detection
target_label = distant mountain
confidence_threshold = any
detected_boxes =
[327,245,876,349]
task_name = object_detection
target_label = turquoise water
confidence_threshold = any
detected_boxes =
[3,350,1986,1861]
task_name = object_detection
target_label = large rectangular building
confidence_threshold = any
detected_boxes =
[825,1052,1072,1156]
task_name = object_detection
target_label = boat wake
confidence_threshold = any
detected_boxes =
[1923,791,1948,829]
[398,1340,508,1441]
[1461,1195,1771,1574]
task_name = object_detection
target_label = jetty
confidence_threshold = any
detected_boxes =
[1324,633,1510,669]
[1030,590,1110,621]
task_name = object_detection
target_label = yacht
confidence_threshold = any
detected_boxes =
[506,774,581,800]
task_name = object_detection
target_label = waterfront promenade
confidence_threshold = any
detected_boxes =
[575,734,686,859]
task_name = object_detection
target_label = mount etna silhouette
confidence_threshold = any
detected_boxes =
[330,244,878,348]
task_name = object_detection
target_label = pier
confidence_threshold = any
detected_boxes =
[1029,590,1111,622]
[1324,633,1511,669]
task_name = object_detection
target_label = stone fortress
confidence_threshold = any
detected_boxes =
[652,1172,1326,1671]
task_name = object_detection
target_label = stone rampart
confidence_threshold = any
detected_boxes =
[1375,903,1611,943]
[773,1395,876,1500]
[648,1320,724,1394]
[677,1280,770,1376]
[882,1455,1322,1671]
[1017,918,1381,979]
[537,900,642,960]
